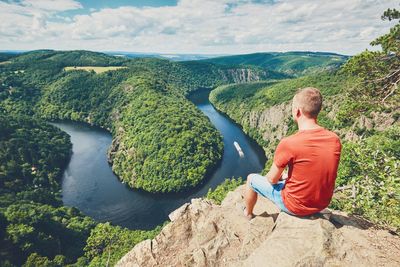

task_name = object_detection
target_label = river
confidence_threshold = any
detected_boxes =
[53,89,266,230]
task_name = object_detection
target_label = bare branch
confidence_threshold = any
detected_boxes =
[382,79,399,102]
[373,68,400,82]
[334,185,353,192]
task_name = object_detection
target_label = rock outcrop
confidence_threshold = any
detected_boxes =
[117,185,400,267]
[247,101,292,154]
[218,68,268,84]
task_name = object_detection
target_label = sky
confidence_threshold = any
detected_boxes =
[0,0,398,55]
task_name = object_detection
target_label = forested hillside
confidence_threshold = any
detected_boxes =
[210,9,400,231]
[0,116,92,266]
[121,57,280,95]
[0,53,16,62]
[108,77,224,192]
[202,51,348,76]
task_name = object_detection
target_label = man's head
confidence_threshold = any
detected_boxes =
[292,87,322,122]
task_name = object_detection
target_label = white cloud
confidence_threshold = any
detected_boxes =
[0,0,82,42]
[0,0,398,54]
[21,0,82,12]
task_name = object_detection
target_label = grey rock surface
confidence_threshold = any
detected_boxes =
[117,185,400,267]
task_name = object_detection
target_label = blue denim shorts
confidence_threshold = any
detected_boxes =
[249,173,293,214]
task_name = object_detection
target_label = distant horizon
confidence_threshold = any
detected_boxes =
[1,0,398,55]
[0,49,352,57]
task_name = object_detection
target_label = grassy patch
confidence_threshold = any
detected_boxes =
[64,66,127,73]
[206,178,244,204]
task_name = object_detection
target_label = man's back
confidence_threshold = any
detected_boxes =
[274,127,342,216]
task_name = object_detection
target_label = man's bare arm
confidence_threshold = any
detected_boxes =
[265,162,285,184]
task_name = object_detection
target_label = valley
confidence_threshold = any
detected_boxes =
[53,89,265,230]
[0,45,398,266]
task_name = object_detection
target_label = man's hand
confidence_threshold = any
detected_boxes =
[265,162,285,184]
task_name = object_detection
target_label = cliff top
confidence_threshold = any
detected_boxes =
[117,185,400,266]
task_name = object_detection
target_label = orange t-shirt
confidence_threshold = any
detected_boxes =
[273,127,341,216]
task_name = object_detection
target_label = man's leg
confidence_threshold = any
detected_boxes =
[244,174,258,218]
[245,173,292,215]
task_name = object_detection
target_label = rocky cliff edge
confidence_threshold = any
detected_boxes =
[117,185,400,267]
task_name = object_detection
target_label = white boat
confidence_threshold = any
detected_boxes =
[233,141,244,158]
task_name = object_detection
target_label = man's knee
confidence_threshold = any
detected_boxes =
[247,173,255,185]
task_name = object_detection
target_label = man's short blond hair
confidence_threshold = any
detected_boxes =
[293,87,322,118]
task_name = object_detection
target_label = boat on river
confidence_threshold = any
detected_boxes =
[234,141,244,158]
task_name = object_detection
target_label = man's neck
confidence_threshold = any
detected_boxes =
[297,118,321,131]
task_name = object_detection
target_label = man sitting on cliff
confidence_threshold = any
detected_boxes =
[244,87,341,218]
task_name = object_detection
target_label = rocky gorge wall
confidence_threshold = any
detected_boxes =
[218,68,267,84]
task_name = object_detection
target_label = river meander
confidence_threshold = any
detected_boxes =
[53,89,266,229]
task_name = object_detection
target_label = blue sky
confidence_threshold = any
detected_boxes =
[0,0,398,54]
[79,0,178,8]
[58,0,178,15]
